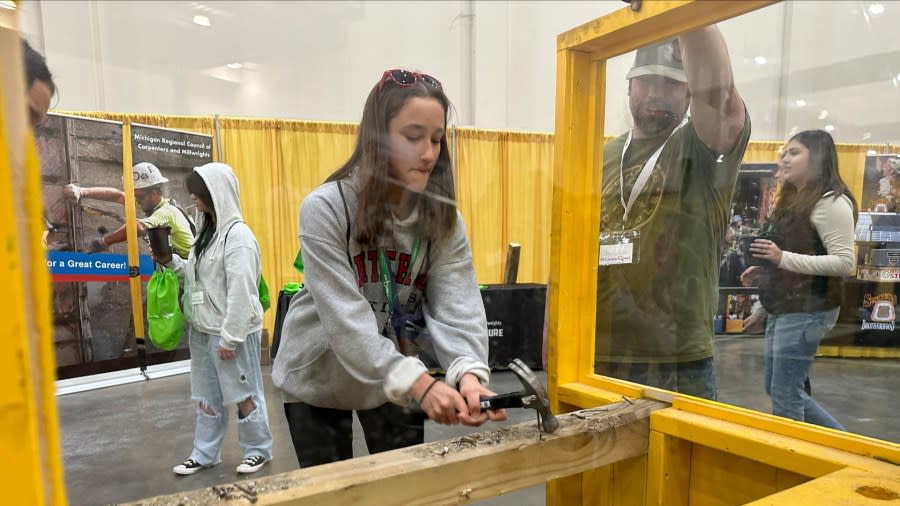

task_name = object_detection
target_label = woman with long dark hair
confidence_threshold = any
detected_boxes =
[272,69,506,468]
[741,130,856,430]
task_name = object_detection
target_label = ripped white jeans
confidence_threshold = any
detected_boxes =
[188,327,273,466]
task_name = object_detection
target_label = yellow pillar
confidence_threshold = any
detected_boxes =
[0,11,67,506]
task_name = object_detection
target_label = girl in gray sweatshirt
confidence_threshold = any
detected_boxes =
[273,69,506,467]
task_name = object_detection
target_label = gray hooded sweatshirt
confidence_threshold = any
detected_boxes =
[170,163,263,350]
[272,171,490,410]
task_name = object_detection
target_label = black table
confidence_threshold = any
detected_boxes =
[270,284,546,370]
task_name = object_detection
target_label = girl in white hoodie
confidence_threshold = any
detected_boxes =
[156,163,273,476]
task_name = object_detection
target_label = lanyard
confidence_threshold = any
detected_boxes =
[377,239,421,314]
[619,115,689,228]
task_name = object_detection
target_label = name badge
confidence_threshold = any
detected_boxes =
[599,230,640,266]
[191,291,205,305]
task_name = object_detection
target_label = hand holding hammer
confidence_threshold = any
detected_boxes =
[414,373,508,427]
[479,359,559,433]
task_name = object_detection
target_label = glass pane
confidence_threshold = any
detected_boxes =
[595,1,899,443]
[12,1,900,504]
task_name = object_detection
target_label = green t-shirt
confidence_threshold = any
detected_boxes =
[140,198,194,258]
[595,116,750,365]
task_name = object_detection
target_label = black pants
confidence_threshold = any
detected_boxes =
[283,401,427,468]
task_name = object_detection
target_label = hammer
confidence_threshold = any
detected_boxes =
[480,358,559,433]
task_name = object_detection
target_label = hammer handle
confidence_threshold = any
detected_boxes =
[479,392,525,410]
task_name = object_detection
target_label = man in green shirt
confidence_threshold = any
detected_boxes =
[64,162,195,258]
[595,26,751,399]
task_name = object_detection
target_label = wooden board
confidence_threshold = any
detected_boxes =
[651,407,900,477]
[123,399,667,506]
[744,467,900,505]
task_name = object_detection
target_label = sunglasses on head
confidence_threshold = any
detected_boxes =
[376,69,442,95]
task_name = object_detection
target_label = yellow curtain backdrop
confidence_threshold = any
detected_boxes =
[48,110,900,335]
[216,118,357,332]
[455,128,507,283]
[455,127,554,284]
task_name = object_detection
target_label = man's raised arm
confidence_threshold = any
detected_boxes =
[680,26,746,155]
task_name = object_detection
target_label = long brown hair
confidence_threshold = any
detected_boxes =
[772,129,857,223]
[326,74,456,248]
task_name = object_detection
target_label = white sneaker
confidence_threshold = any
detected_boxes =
[173,458,206,476]
[236,455,267,474]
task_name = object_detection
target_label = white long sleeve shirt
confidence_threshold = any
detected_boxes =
[777,193,855,277]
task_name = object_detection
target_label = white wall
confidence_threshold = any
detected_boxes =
[18,0,900,144]
[472,1,620,131]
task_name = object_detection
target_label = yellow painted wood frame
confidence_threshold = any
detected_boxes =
[0,13,67,505]
[548,1,900,504]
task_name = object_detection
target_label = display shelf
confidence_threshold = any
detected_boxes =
[822,221,900,352]
[856,266,900,283]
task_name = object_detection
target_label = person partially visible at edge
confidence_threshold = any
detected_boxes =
[740,130,855,430]
[272,68,506,468]
[24,38,58,249]
[593,25,750,400]
[22,37,55,130]
[154,163,274,475]
[63,162,195,257]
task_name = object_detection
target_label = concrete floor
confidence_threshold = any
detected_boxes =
[58,337,899,506]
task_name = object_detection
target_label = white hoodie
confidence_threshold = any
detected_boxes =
[170,163,263,350]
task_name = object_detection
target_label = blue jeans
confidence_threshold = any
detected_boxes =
[188,328,273,465]
[764,308,844,430]
[597,358,717,400]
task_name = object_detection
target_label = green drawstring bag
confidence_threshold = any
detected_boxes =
[258,275,271,312]
[293,249,304,273]
[222,221,271,312]
[147,267,184,351]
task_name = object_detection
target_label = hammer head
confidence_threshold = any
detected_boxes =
[509,358,559,433]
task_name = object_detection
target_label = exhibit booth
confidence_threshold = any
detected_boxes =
[2,1,900,505]
[38,111,899,387]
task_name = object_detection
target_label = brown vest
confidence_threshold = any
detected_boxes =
[758,199,843,314]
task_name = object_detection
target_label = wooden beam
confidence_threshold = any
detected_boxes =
[0,23,67,506]
[557,381,642,408]
[548,47,605,408]
[557,1,779,58]
[651,408,900,478]
[646,431,692,506]
[671,397,900,467]
[123,399,667,506]
[743,467,900,506]
[587,455,648,506]
[502,242,520,284]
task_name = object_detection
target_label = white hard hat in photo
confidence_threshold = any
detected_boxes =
[133,162,169,189]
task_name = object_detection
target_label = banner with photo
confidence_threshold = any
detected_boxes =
[861,153,900,212]
[38,114,212,379]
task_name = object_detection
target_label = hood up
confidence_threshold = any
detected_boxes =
[194,162,243,231]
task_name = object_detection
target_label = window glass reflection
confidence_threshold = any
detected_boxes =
[595,1,900,443]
